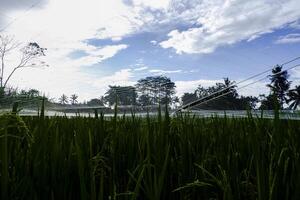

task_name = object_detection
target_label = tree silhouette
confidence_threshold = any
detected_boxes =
[181,92,197,105]
[287,85,300,110]
[70,94,78,105]
[267,65,290,108]
[0,35,47,91]
[87,98,104,106]
[104,86,137,106]
[59,94,68,105]
[136,76,176,105]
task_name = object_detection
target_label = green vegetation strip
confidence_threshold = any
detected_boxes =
[1,112,300,200]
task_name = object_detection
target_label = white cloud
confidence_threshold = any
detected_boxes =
[160,0,300,54]
[236,80,269,97]
[2,0,300,101]
[175,79,220,97]
[275,33,300,44]
[150,40,157,45]
[134,66,148,71]
[2,40,128,100]
[90,69,136,96]
[70,44,128,67]
[131,0,171,10]
[149,69,182,75]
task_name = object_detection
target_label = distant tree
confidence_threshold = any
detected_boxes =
[138,94,152,106]
[27,89,40,98]
[0,35,47,91]
[267,65,290,108]
[70,94,78,105]
[259,94,279,110]
[236,96,258,109]
[195,78,239,109]
[87,97,104,106]
[181,92,197,105]
[182,78,257,110]
[104,86,137,106]
[195,85,209,98]
[287,85,300,110]
[4,86,17,97]
[136,76,176,105]
[59,94,68,105]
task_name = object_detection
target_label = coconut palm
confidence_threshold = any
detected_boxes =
[59,94,68,105]
[287,85,300,110]
[70,94,78,105]
[267,65,291,108]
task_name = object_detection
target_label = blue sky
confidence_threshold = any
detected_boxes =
[1,0,300,101]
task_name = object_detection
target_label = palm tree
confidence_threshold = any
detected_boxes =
[70,94,78,105]
[59,94,68,105]
[267,65,291,108]
[287,85,300,110]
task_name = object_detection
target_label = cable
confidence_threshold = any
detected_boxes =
[187,64,300,111]
[176,56,300,111]
[0,0,43,33]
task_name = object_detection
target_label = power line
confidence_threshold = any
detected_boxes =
[187,64,300,111]
[0,0,43,33]
[176,56,300,112]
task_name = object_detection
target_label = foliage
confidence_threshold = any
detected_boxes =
[181,78,257,110]
[181,92,197,105]
[59,94,68,105]
[287,85,300,110]
[70,94,79,105]
[87,98,104,106]
[0,35,47,88]
[104,85,137,106]
[267,65,291,108]
[136,76,176,105]
[1,112,300,199]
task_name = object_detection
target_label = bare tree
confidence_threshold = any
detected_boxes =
[0,35,47,90]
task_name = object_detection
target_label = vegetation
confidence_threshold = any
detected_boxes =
[0,65,299,111]
[104,86,137,106]
[1,109,300,200]
[287,85,300,110]
[136,76,176,106]
[0,35,47,90]
[182,78,258,110]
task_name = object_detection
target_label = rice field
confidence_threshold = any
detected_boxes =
[1,110,300,200]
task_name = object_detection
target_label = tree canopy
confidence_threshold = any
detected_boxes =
[135,76,176,106]
[104,86,137,106]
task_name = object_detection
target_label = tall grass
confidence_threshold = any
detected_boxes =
[0,110,300,199]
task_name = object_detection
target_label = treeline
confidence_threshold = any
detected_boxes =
[0,65,300,110]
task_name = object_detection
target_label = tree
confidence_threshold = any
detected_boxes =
[87,98,104,106]
[59,94,68,105]
[138,94,152,106]
[136,76,176,105]
[104,86,137,106]
[287,85,300,110]
[70,94,78,105]
[0,35,47,91]
[267,65,290,108]
[181,92,197,105]
[194,78,239,109]
[27,89,40,98]
[195,85,209,98]
[181,78,256,110]
[259,94,278,110]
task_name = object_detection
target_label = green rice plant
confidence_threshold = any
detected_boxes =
[1,108,300,199]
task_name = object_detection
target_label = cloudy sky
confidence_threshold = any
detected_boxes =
[1,0,300,101]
